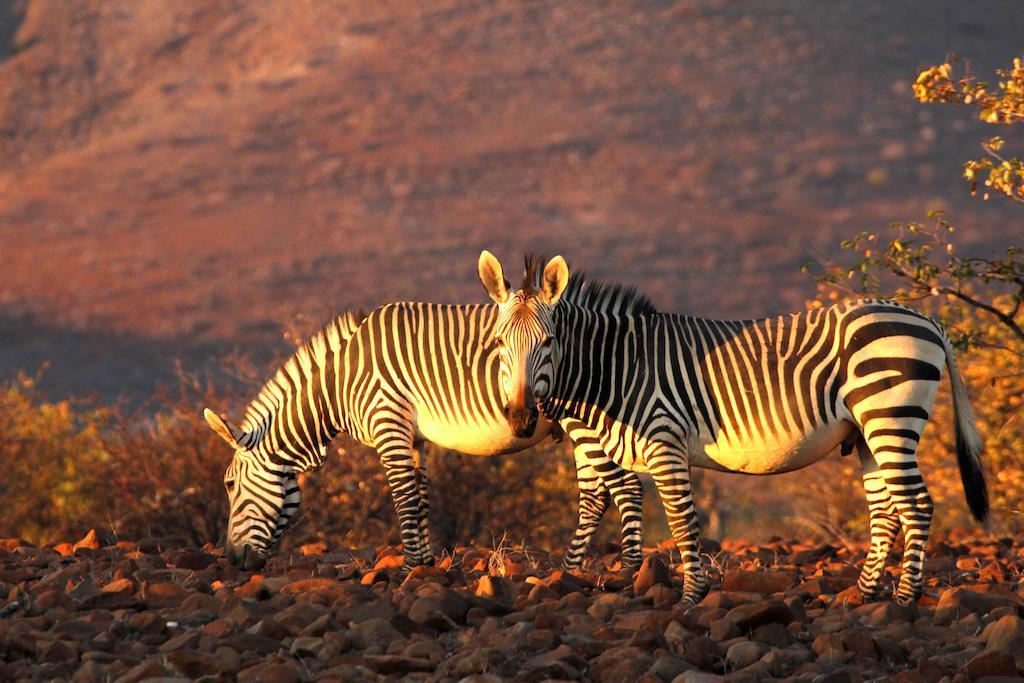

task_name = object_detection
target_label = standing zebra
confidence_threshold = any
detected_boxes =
[479,252,988,605]
[203,269,650,572]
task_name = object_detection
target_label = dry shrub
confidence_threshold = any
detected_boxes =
[0,364,587,553]
[287,439,584,555]
[0,370,113,543]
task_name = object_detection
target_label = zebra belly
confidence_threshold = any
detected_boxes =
[413,411,552,456]
[691,419,854,474]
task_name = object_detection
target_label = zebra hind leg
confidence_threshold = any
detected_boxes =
[856,438,901,601]
[864,426,933,604]
[563,428,611,570]
[649,446,709,605]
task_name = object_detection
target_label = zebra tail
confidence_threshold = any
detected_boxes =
[944,338,988,523]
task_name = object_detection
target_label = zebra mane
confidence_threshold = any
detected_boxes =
[238,307,367,443]
[519,253,547,294]
[561,271,657,316]
[519,253,656,316]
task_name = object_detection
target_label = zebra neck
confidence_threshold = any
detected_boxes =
[241,326,349,472]
[552,306,641,416]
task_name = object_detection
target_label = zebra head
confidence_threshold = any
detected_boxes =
[203,408,301,570]
[478,251,570,438]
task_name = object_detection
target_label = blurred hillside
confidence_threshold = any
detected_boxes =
[0,0,1022,400]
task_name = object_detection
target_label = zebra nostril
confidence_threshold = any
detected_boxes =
[502,405,511,417]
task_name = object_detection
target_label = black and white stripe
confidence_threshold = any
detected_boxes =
[486,255,987,605]
[205,267,652,572]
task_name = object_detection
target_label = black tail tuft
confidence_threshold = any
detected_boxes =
[956,427,989,523]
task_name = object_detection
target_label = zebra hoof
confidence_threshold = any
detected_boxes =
[894,592,920,606]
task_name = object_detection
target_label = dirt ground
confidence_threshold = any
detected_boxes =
[1,531,1022,681]
[0,1,1021,401]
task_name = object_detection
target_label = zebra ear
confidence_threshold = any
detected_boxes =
[541,255,570,305]
[478,250,511,304]
[203,408,243,449]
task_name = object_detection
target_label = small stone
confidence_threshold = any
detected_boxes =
[590,646,654,683]
[237,662,302,683]
[935,588,1021,625]
[648,654,691,682]
[173,552,217,570]
[985,614,1024,653]
[475,575,517,607]
[140,581,187,608]
[634,554,674,596]
[709,619,739,642]
[73,529,102,552]
[723,600,793,630]
[963,650,1016,679]
[158,631,201,653]
[722,569,799,594]
[350,617,405,651]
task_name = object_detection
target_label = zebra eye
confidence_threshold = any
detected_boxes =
[225,479,235,491]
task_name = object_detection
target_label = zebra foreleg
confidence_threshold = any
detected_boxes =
[561,418,645,572]
[856,440,901,601]
[563,454,611,570]
[412,446,435,566]
[649,446,708,604]
[607,469,643,571]
[375,425,426,572]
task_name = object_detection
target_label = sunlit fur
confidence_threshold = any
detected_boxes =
[496,273,988,605]
[212,266,661,572]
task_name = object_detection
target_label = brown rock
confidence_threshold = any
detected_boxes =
[34,588,75,611]
[220,632,285,655]
[374,554,406,571]
[521,644,585,679]
[985,614,1024,654]
[179,591,221,614]
[37,639,77,665]
[235,577,271,600]
[634,554,674,596]
[726,640,768,669]
[172,552,217,571]
[964,650,1016,679]
[128,611,166,636]
[709,618,739,642]
[723,569,799,594]
[682,637,722,670]
[365,654,436,674]
[841,629,877,657]
[475,575,517,607]
[158,630,201,653]
[752,622,792,647]
[140,581,187,608]
[280,577,346,596]
[935,588,1022,625]
[797,576,857,595]
[72,529,102,552]
[237,662,302,683]
[81,590,143,611]
[163,649,219,678]
[613,609,673,633]
[590,645,654,683]
[723,600,794,630]
[350,617,405,651]
[116,657,171,683]
[273,602,326,636]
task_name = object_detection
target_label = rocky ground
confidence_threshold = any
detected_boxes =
[1,532,1023,682]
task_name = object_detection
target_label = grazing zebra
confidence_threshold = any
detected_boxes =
[479,252,988,604]
[203,273,649,572]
